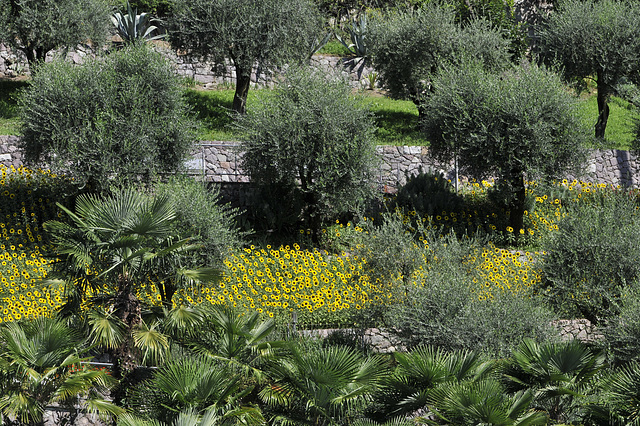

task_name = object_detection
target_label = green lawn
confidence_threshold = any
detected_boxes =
[186,87,427,145]
[0,79,27,136]
[576,94,639,150]
[2,78,638,148]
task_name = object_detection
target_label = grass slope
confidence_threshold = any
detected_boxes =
[1,78,638,148]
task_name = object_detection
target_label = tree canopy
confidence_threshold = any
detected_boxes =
[423,61,589,238]
[19,44,196,193]
[168,0,323,114]
[0,0,111,69]
[537,0,640,139]
[368,5,512,113]
[237,66,378,238]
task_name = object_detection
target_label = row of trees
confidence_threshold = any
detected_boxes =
[3,0,640,239]
[3,0,640,123]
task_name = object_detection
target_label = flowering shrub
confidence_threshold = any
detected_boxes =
[0,166,633,333]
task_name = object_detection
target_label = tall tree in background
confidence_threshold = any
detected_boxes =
[168,0,322,114]
[0,0,110,70]
[538,0,640,139]
[368,5,512,116]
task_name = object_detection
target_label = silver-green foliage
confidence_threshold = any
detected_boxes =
[0,0,111,67]
[537,0,640,138]
[154,176,244,268]
[168,0,322,113]
[237,66,378,234]
[368,4,511,105]
[423,60,589,236]
[540,190,640,323]
[368,5,457,104]
[19,45,196,192]
[384,230,556,358]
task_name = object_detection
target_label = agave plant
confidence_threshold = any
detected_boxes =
[335,14,369,78]
[111,1,165,45]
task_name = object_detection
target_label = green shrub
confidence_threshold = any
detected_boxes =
[237,66,378,239]
[384,231,555,357]
[19,44,196,193]
[601,282,640,366]
[393,168,463,216]
[539,190,640,323]
[153,176,244,268]
[352,211,424,286]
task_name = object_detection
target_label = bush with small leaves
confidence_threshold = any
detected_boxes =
[19,45,196,193]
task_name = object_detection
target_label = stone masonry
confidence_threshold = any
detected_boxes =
[3,136,640,190]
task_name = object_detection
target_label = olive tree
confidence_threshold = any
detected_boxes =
[0,0,111,70]
[19,44,195,193]
[537,0,640,139]
[236,66,378,239]
[168,0,322,114]
[368,5,511,115]
[423,61,589,240]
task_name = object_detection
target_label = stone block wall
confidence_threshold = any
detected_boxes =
[0,42,375,89]
[4,137,640,192]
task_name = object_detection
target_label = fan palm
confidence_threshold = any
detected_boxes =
[0,317,122,425]
[587,361,640,425]
[503,338,606,423]
[43,188,218,377]
[118,407,264,426]
[125,355,265,425]
[185,305,286,383]
[260,345,388,425]
[377,345,493,419]
[424,379,548,426]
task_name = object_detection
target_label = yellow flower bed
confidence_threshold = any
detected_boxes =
[175,244,395,327]
[0,166,625,326]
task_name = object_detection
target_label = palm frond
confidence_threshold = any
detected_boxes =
[133,320,169,365]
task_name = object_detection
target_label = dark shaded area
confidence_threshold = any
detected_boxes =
[0,79,28,119]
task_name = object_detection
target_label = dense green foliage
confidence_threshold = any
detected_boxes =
[537,0,640,139]
[423,61,589,238]
[168,0,322,113]
[110,0,173,18]
[19,45,196,193]
[154,177,243,268]
[5,0,640,422]
[540,190,640,324]
[0,0,111,68]
[368,5,511,109]
[237,67,378,238]
[381,228,555,357]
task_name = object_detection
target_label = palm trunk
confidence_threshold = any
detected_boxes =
[110,275,142,407]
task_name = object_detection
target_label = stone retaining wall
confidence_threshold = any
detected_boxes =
[3,136,640,191]
[0,42,375,88]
